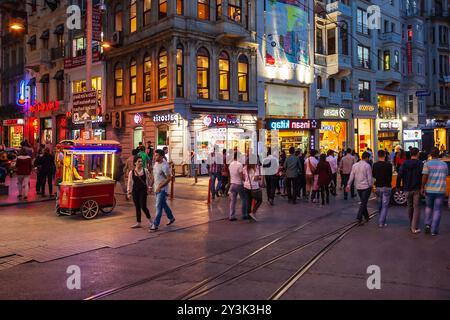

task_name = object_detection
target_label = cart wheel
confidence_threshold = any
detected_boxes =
[81,200,99,219]
[100,197,116,214]
[56,207,62,216]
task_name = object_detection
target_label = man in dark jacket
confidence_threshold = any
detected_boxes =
[39,148,56,197]
[285,147,302,204]
[373,150,393,228]
[396,147,423,233]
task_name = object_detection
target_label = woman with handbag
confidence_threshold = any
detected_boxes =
[127,156,153,229]
[243,163,262,221]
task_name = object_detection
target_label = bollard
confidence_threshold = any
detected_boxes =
[207,177,212,204]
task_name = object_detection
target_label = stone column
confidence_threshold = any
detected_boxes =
[209,45,218,101]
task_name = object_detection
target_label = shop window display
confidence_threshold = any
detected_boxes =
[319,121,347,153]
[354,118,373,156]
[434,128,447,151]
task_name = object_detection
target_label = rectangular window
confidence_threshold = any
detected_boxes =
[357,45,370,69]
[357,8,369,35]
[316,28,324,54]
[130,63,136,104]
[198,0,210,20]
[384,50,390,70]
[394,51,399,71]
[115,10,123,31]
[358,80,371,102]
[228,0,241,23]
[440,87,444,105]
[144,57,151,102]
[217,0,222,20]
[327,28,336,55]
[408,95,414,113]
[329,78,335,92]
[177,0,183,15]
[144,0,151,25]
[57,79,64,101]
[72,37,86,57]
[176,48,184,98]
[159,0,167,19]
[42,82,49,103]
[115,69,123,98]
[130,0,137,32]
[433,59,436,74]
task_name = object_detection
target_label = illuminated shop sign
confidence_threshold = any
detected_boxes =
[267,119,320,130]
[16,80,26,107]
[379,121,400,130]
[153,113,178,124]
[403,130,422,141]
[203,115,240,127]
[29,101,59,113]
[318,107,350,119]
[3,119,25,126]
[134,113,143,125]
[353,104,378,118]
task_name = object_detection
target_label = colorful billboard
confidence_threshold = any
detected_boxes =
[265,0,309,68]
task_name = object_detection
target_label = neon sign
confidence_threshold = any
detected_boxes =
[16,80,26,107]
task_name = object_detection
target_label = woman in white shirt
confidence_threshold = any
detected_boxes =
[127,157,153,228]
[243,163,262,221]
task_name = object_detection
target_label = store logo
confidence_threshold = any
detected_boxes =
[134,113,143,125]
[379,121,400,130]
[153,113,178,124]
[29,101,60,113]
[270,119,290,130]
[359,105,375,112]
[203,115,213,127]
[203,115,240,127]
[16,80,26,107]
[269,119,319,130]
[323,108,346,119]
[403,130,422,141]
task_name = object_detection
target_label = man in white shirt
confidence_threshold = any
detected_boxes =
[326,150,338,195]
[346,152,373,225]
[228,152,248,221]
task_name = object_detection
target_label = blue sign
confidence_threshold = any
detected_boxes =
[415,90,430,97]
[267,119,320,130]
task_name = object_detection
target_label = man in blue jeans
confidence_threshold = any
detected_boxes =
[421,147,448,236]
[150,149,175,231]
[372,150,393,228]
[208,149,223,199]
[346,152,373,225]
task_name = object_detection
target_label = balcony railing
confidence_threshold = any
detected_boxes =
[342,92,352,101]
[326,1,351,17]
[380,32,402,44]
[317,88,329,99]
[315,53,327,66]
[329,92,342,105]
[51,47,65,60]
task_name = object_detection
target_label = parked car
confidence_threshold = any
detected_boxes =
[391,158,450,205]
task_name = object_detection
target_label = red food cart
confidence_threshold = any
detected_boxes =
[55,140,121,219]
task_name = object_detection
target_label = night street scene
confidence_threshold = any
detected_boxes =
[1,0,450,309]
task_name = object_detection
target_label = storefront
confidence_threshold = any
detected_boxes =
[353,103,378,156]
[424,119,450,153]
[2,119,25,148]
[377,120,401,152]
[41,117,53,145]
[403,129,422,150]
[266,119,319,153]
[193,113,257,161]
[316,107,351,153]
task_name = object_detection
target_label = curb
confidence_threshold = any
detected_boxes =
[0,197,56,208]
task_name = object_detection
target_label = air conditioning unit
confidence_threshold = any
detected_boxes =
[112,31,122,46]
[112,111,123,128]
[103,112,112,123]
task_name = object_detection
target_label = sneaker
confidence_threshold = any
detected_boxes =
[229,217,237,221]
[131,223,142,229]
[411,228,421,234]
[166,218,175,226]
[378,224,387,228]
[149,224,158,231]
[431,232,438,236]
[249,213,257,221]
[425,225,431,234]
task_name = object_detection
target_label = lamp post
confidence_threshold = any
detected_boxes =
[85,0,93,139]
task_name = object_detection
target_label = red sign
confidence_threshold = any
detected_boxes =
[3,119,24,126]
[406,42,412,74]
[30,101,59,113]
[64,51,101,69]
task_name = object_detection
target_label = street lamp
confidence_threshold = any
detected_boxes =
[101,41,112,49]
[9,21,25,31]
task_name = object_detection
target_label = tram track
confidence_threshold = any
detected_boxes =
[177,211,377,300]
[84,203,360,300]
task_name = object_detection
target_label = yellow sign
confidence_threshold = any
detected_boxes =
[359,105,375,112]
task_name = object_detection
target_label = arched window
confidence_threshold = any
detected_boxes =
[158,48,168,99]
[198,0,210,20]
[143,54,151,101]
[317,75,322,89]
[130,58,137,104]
[228,0,241,23]
[114,63,123,98]
[130,0,137,33]
[218,51,230,100]
[115,4,123,32]
[197,47,210,99]
[238,55,248,101]
[177,0,183,15]
[159,0,167,19]
[176,45,184,97]
[144,0,151,26]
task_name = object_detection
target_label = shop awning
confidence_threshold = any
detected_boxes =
[53,24,64,35]
[27,35,36,45]
[39,74,49,83]
[40,29,50,40]
[27,77,36,86]
[53,70,64,80]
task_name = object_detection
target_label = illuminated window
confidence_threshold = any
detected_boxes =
[384,50,390,70]
[238,55,248,102]
[130,58,137,104]
[115,64,123,98]
[218,51,230,100]
[357,45,370,69]
[217,0,222,20]
[378,94,396,119]
[358,80,371,102]
[177,0,183,15]
[394,50,399,71]
[197,47,210,99]
[159,0,167,19]
[144,54,151,102]
[115,5,123,32]
[144,0,151,25]
[130,0,137,33]
[159,49,168,99]
[228,0,241,23]
[198,0,210,20]
[176,45,184,97]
